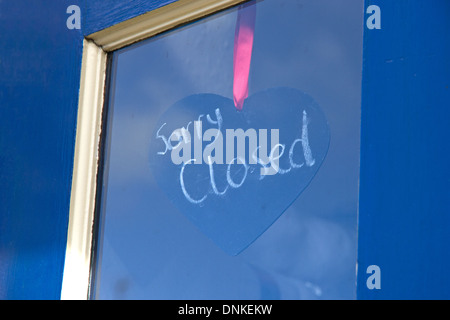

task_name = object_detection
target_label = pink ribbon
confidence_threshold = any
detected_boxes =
[233,4,256,111]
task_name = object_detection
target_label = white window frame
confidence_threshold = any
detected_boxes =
[61,0,248,300]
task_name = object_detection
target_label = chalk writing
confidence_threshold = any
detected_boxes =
[155,107,315,205]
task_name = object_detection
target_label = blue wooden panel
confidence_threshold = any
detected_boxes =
[0,1,84,299]
[83,0,178,35]
[357,0,450,299]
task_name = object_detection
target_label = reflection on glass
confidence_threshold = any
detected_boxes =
[91,0,363,299]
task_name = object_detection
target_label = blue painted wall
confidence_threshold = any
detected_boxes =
[0,0,83,299]
[0,0,449,299]
[357,0,450,299]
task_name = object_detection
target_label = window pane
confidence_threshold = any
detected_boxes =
[91,0,363,299]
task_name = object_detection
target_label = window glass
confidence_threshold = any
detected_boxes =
[91,0,363,299]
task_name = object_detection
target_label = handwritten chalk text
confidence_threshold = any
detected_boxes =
[155,108,315,204]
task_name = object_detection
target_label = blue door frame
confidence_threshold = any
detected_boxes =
[0,0,449,299]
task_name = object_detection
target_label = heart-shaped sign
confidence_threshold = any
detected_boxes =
[149,87,330,255]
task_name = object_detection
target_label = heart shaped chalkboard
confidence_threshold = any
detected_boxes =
[149,87,329,255]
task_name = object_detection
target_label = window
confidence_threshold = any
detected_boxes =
[63,0,363,300]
